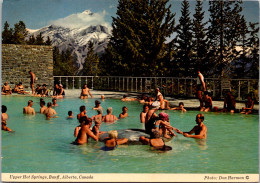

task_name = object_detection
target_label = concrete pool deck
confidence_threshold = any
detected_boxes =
[64,89,259,111]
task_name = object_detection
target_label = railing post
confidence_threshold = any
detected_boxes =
[66,77,68,89]
[127,78,129,91]
[92,77,94,90]
[238,81,241,100]
[114,78,116,90]
[136,78,137,92]
[72,77,75,90]
[108,77,109,89]
[171,78,174,94]
[59,77,61,85]
[184,79,187,96]
[119,77,121,91]
[190,79,193,97]
[178,79,180,94]
[131,77,133,92]
[123,77,124,91]
[213,80,216,97]
[79,77,81,90]
[141,78,142,92]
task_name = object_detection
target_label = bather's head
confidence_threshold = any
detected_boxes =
[108,130,118,139]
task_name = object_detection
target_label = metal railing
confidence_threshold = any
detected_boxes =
[53,76,259,101]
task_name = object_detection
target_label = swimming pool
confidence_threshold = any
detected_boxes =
[1,96,259,173]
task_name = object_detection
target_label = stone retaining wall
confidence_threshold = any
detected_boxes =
[2,44,53,89]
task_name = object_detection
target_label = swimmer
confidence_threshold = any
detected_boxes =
[23,100,36,115]
[139,95,148,104]
[91,108,103,136]
[45,102,57,119]
[101,130,128,151]
[93,100,103,114]
[140,104,149,123]
[145,102,160,134]
[29,70,35,94]
[102,107,118,123]
[52,98,58,107]
[74,117,99,145]
[1,105,13,132]
[119,106,128,119]
[2,82,12,95]
[176,113,207,139]
[101,95,105,100]
[139,130,172,151]
[241,94,254,114]
[171,102,187,112]
[121,95,138,101]
[40,100,47,114]
[77,105,88,120]
[200,92,212,112]
[156,112,177,138]
[80,84,93,99]
[67,111,73,119]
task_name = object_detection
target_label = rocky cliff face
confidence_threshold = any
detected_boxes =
[27,10,111,72]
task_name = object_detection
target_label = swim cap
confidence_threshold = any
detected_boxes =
[151,101,160,109]
[159,112,169,121]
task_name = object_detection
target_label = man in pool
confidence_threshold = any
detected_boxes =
[2,105,13,132]
[171,102,187,112]
[119,106,128,119]
[52,98,58,107]
[29,70,35,95]
[74,117,99,145]
[67,111,74,119]
[91,108,103,136]
[80,84,93,99]
[77,105,88,120]
[140,104,149,123]
[40,100,47,114]
[45,102,57,119]
[176,113,207,139]
[23,100,36,115]
[93,100,103,114]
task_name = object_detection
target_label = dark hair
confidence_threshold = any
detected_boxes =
[179,102,184,106]
[197,113,204,121]
[122,106,127,110]
[68,111,72,116]
[2,105,7,113]
[52,98,57,102]
[123,95,127,98]
[40,101,46,105]
[79,116,92,125]
[28,100,33,105]
[143,104,149,110]
[47,102,52,107]
[40,98,44,102]
[95,100,101,105]
[151,130,160,139]
[80,105,86,112]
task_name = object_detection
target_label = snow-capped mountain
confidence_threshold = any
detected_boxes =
[27,10,111,71]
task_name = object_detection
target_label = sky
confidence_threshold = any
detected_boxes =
[1,0,259,31]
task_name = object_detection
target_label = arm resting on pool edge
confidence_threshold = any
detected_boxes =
[117,138,128,145]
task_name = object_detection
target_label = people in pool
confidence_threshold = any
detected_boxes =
[140,104,149,123]
[139,130,172,151]
[40,100,47,114]
[1,105,13,132]
[91,108,103,136]
[171,102,187,112]
[77,105,88,120]
[121,95,138,101]
[102,107,118,123]
[45,102,57,119]
[101,130,128,151]
[176,113,207,139]
[52,98,58,107]
[119,106,128,119]
[67,111,74,119]
[74,117,99,145]
[80,84,93,99]
[23,100,36,115]
[93,100,103,114]
[241,94,254,114]
[145,101,160,134]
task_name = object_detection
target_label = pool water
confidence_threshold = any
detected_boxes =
[1,96,259,173]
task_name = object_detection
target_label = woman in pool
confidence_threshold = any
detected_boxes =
[101,130,128,151]
[102,107,118,123]
[1,105,13,132]
[139,130,172,151]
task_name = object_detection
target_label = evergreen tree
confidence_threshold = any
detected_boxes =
[104,0,175,76]
[45,36,52,45]
[207,0,244,77]
[27,35,36,45]
[35,33,45,45]
[12,21,28,44]
[175,0,193,77]
[192,0,208,76]
[2,21,13,44]
[82,41,100,76]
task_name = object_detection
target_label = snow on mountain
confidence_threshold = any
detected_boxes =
[27,10,111,72]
